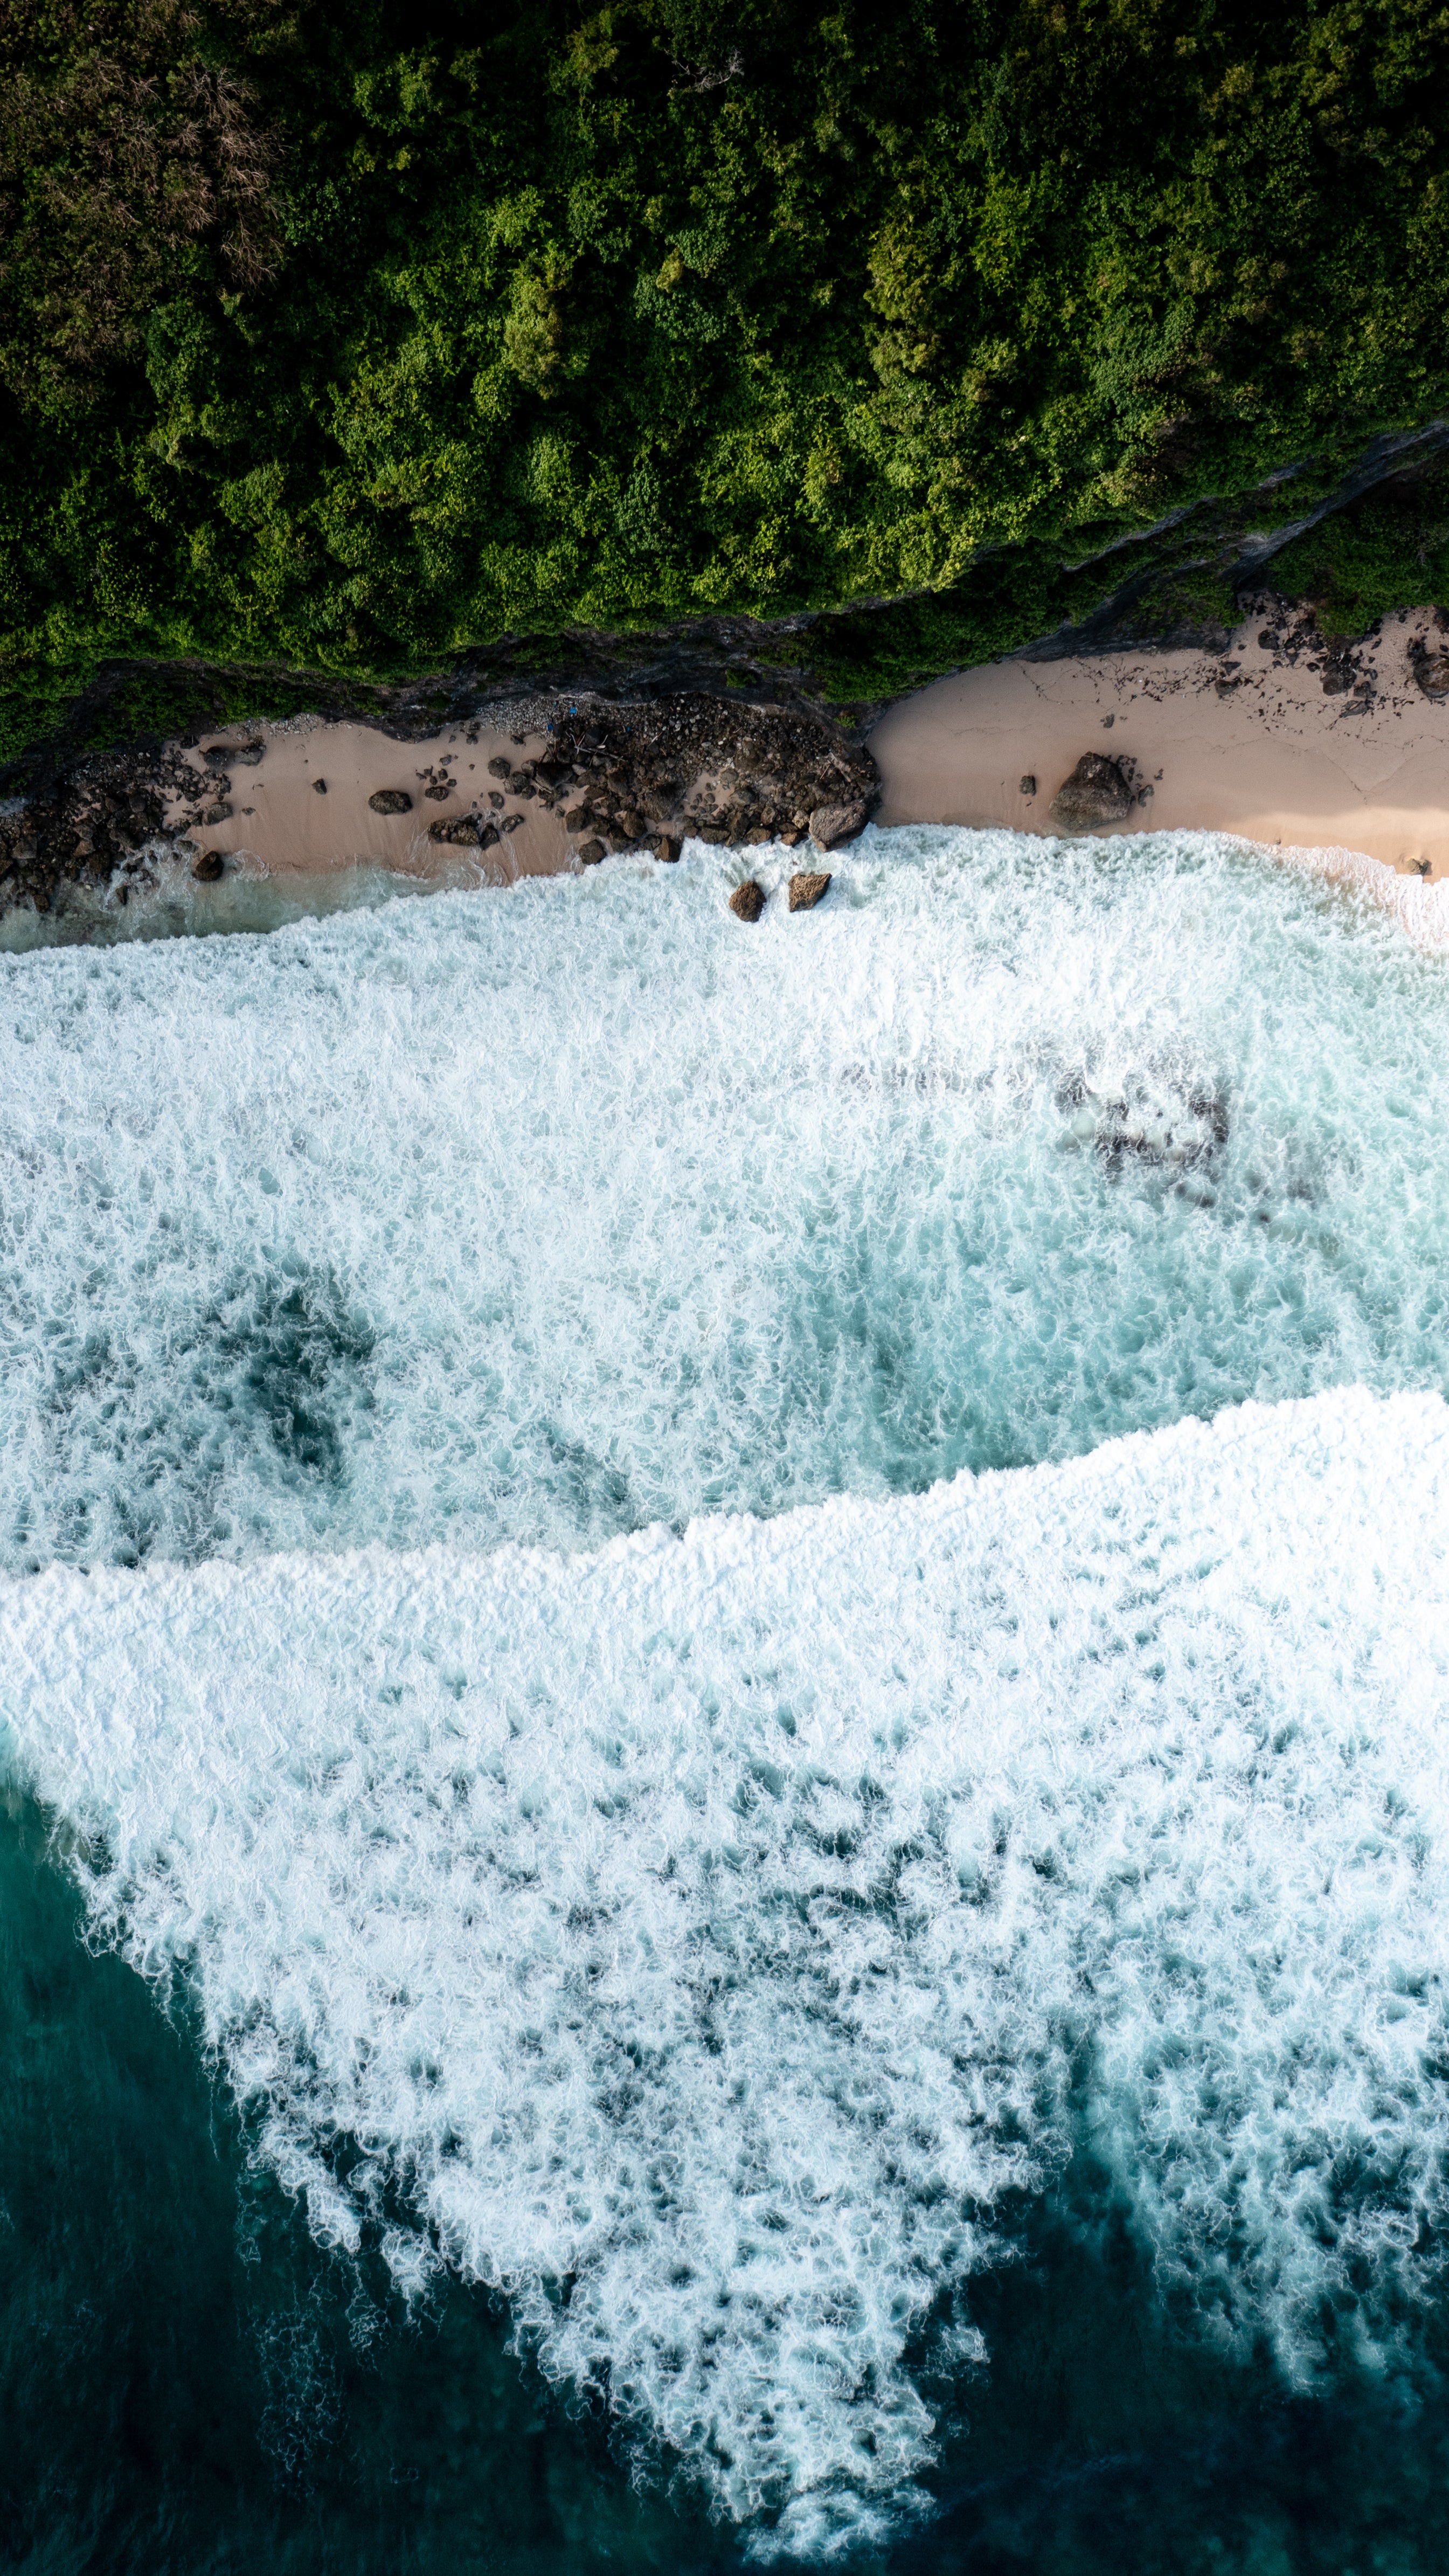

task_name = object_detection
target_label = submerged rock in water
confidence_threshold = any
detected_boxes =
[1049,754,1134,828]
[368,788,412,815]
[730,878,766,921]
[809,801,867,851]
[789,870,831,911]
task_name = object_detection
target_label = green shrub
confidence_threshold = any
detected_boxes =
[1,0,1446,752]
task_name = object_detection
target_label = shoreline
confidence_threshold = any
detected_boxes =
[2,605,1447,944]
[870,601,1449,879]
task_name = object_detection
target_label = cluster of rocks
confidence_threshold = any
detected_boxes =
[410,693,875,880]
[728,870,833,922]
[1237,595,1379,700]
[0,740,211,913]
[0,735,274,911]
[1409,608,1449,698]
[1238,593,1449,701]
[537,695,874,865]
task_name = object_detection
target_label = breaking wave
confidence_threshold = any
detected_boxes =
[4,1388,1449,2556]
[2,828,1447,1573]
[6,829,1449,2557]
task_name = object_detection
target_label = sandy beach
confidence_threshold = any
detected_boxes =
[164,713,574,890]
[163,606,1449,918]
[869,604,1449,878]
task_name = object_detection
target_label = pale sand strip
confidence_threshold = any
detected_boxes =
[161,617,1449,954]
[164,714,572,888]
[868,606,1449,881]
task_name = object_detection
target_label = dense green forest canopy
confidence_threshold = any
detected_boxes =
[1,0,1446,715]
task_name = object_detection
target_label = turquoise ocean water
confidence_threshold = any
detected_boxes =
[4,826,1449,2567]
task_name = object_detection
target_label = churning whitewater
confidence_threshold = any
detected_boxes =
[4,828,1449,2557]
[2,828,1447,1574]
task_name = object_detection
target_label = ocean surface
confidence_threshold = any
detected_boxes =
[4,826,1449,2569]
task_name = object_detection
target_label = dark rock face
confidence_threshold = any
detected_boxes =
[550,695,875,862]
[654,833,682,863]
[1020,773,1037,797]
[230,742,265,767]
[191,850,224,882]
[428,816,483,844]
[808,801,867,851]
[202,801,231,826]
[1412,645,1449,698]
[368,788,412,814]
[578,837,606,865]
[788,870,831,911]
[730,878,766,922]
[1048,755,1135,828]
[313,777,328,794]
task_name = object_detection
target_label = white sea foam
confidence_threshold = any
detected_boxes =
[2,828,1448,1574]
[4,1388,1449,2554]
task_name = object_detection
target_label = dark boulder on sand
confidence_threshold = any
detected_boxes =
[368,788,412,814]
[1049,755,1134,828]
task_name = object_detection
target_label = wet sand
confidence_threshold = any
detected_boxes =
[868,606,1449,880]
